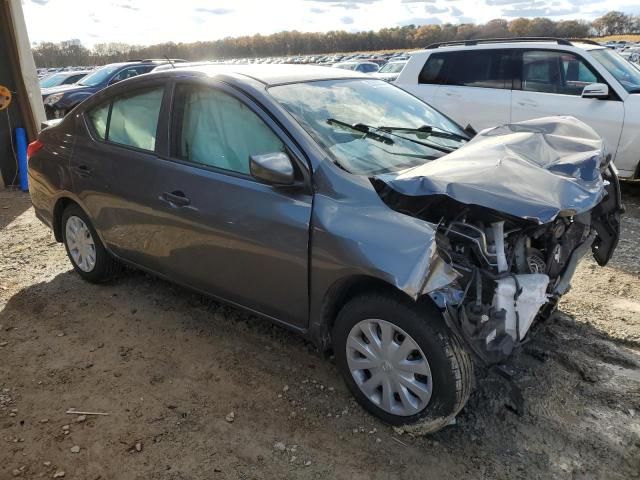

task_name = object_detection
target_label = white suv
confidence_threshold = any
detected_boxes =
[395,38,640,179]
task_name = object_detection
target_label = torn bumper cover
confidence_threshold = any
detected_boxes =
[374,116,622,363]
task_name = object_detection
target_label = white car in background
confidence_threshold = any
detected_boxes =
[372,60,408,81]
[332,61,380,73]
[621,48,640,66]
[395,38,640,179]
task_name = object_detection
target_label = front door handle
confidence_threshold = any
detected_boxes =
[444,91,462,98]
[517,100,538,107]
[160,190,191,207]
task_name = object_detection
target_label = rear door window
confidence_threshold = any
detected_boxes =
[107,87,163,151]
[419,50,512,89]
[446,50,512,89]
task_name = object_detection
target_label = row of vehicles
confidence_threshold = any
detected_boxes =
[39,38,640,179]
[29,36,626,432]
[36,65,95,79]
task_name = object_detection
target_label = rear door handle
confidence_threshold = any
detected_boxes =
[445,91,462,98]
[72,165,92,177]
[160,190,191,207]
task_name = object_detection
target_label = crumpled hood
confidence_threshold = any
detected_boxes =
[375,116,607,224]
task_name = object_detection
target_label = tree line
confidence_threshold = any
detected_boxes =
[32,10,640,67]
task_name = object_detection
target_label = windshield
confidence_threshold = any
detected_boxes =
[78,65,120,87]
[379,62,406,74]
[40,74,66,88]
[269,79,467,175]
[590,48,640,93]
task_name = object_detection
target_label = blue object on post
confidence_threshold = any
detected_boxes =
[15,127,28,191]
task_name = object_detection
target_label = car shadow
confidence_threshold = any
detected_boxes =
[606,185,640,276]
[0,189,31,231]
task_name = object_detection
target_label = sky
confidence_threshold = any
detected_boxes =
[21,0,640,47]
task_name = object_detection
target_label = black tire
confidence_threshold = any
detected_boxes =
[333,293,473,433]
[61,204,120,283]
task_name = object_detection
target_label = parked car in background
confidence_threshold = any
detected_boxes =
[333,61,380,73]
[40,60,172,119]
[372,60,407,81]
[40,70,89,89]
[366,57,387,66]
[28,65,621,432]
[152,61,217,72]
[621,48,640,66]
[396,37,640,179]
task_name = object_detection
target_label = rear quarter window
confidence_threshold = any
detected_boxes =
[419,53,448,84]
[87,103,109,140]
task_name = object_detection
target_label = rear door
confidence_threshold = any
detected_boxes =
[408,50,513,131]
[511,49,624,153]
[73,83,168,257]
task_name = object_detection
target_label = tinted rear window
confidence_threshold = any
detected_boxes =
[419,53,447,84]
[419,50,512,89]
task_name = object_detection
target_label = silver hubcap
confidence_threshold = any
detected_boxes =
[65,216,96,273]
[346,319,432,416]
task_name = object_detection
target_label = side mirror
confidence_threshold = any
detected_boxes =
[464,123,477,137]
[250,152,295,185]
[582,83,609,100]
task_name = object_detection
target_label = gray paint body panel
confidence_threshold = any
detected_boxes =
[27,66,617,349]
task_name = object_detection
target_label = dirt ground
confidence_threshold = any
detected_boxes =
[1,186,639,480]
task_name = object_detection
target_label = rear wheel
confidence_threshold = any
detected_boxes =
[333,293,472,432]
[61,204,120,282]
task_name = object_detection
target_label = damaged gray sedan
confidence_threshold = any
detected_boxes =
[28,66,622,433]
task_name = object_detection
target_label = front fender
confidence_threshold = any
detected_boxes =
[308,160,459,341]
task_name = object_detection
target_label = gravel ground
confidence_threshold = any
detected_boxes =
[1,186,639,480]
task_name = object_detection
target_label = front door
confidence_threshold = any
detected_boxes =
[511,49,625,155]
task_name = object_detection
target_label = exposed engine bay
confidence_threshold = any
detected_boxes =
[371,117,623,363]
[435,205,597,363]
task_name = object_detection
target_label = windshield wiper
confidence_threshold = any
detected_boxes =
[327,118,394,145]
[378,125,469,142]
[327,118,455,153]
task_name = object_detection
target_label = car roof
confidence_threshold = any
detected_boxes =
[414,40,606,54]
[97,61,161,69]
[157,64,368,86]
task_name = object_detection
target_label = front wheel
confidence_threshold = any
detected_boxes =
[333,294,473,433]
[61,204,120,282]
